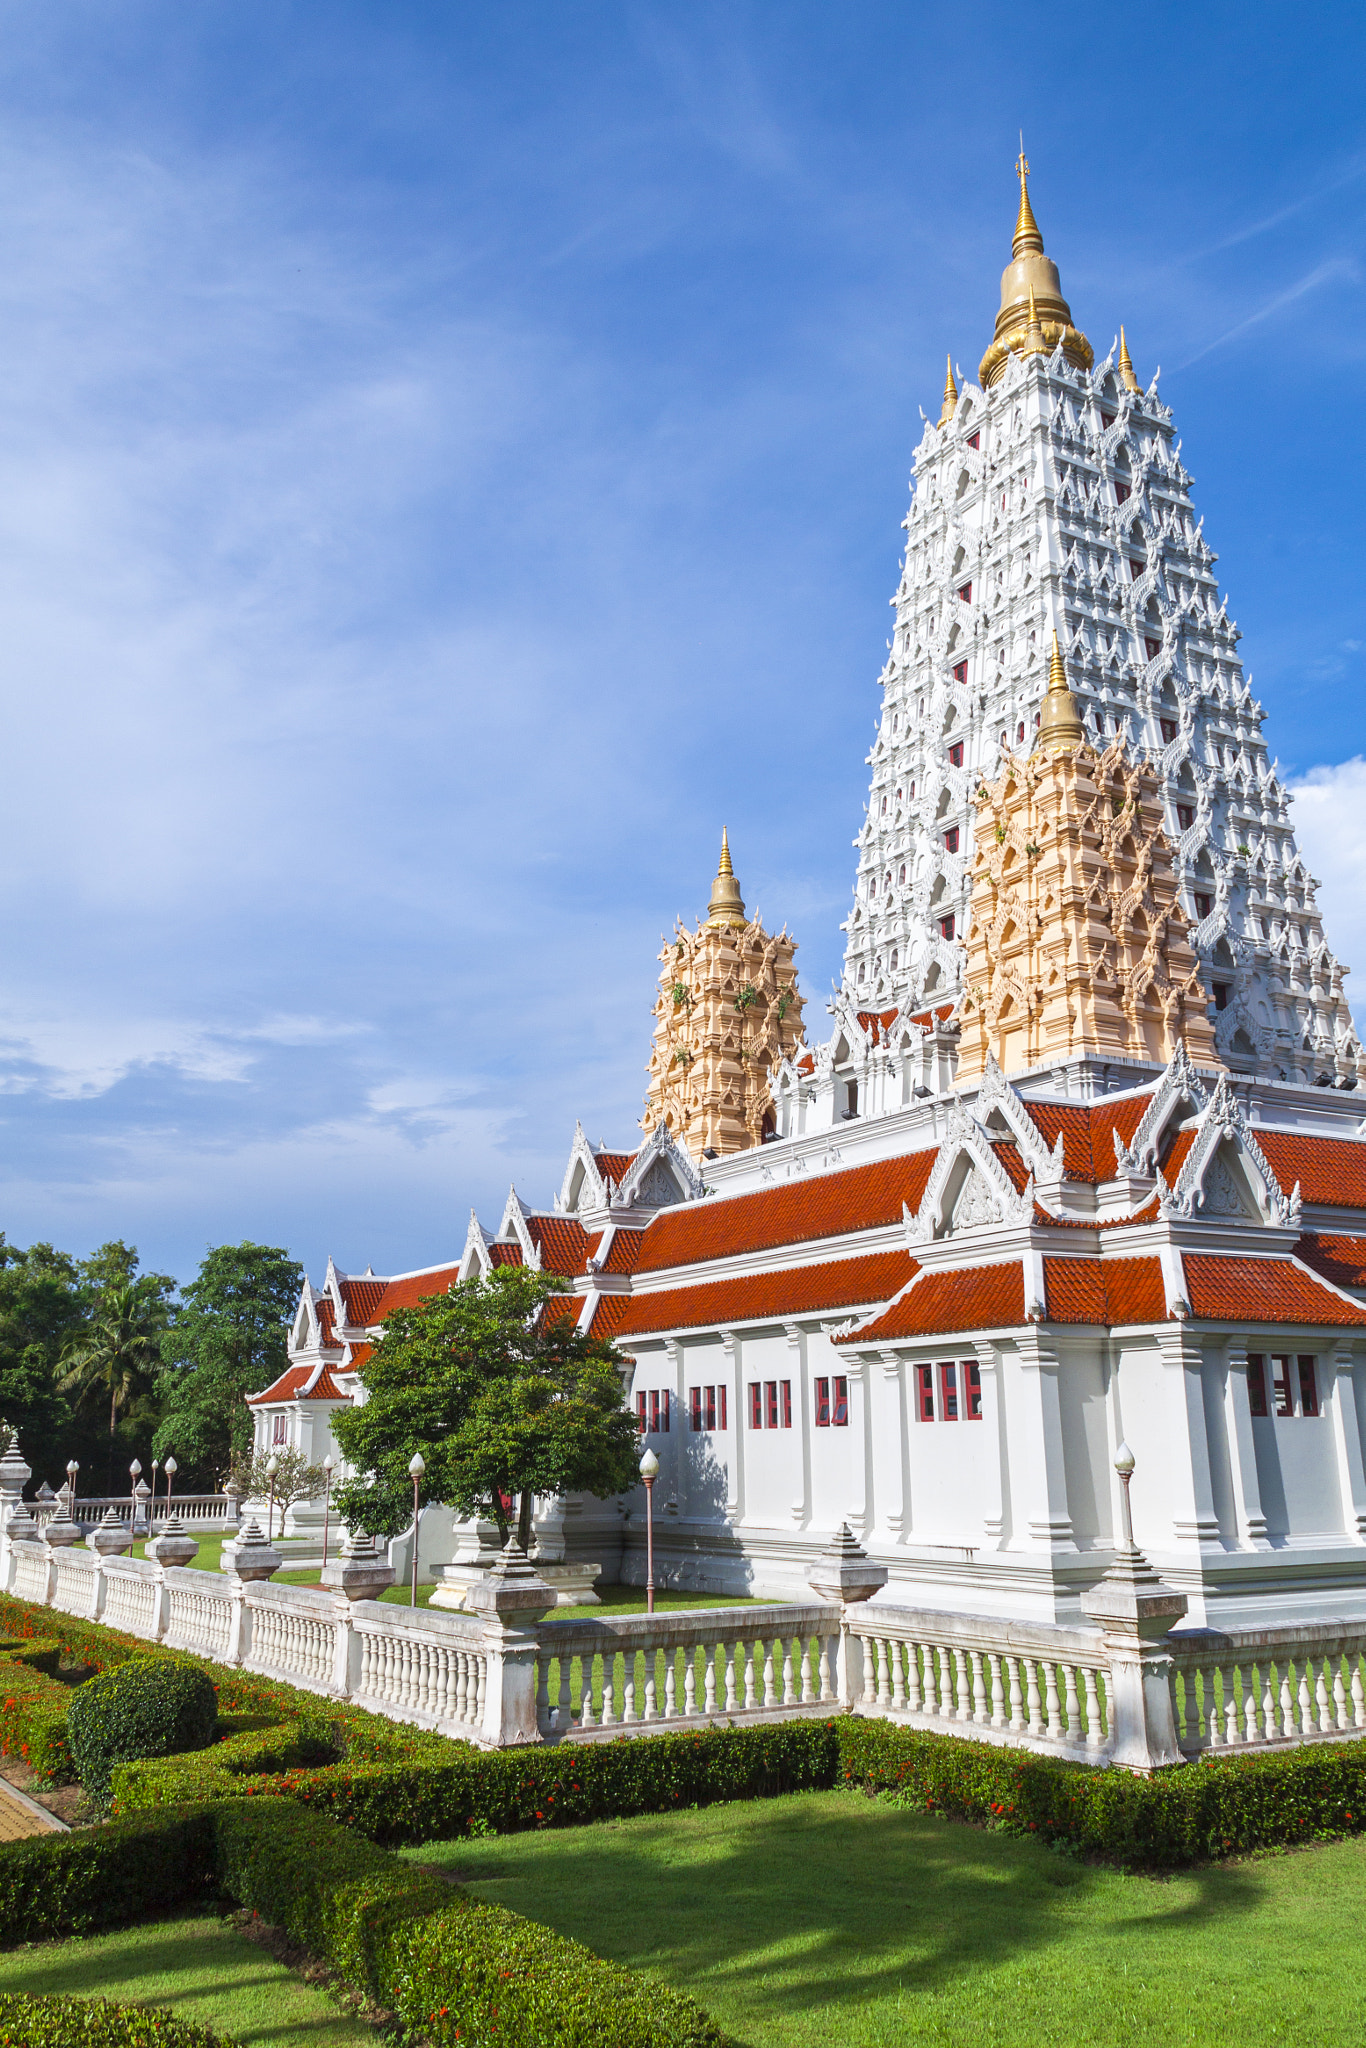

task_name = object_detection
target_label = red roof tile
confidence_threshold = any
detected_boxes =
[1158,1129,1196,1181]
[363,1262,463,1318]
[586,1294,631,1342]
[1257,1131,1366,1210]
[247,1363,349,1404]
[992,1141,1031,1192]
[602,1228,647,1275]
[338,1278,386,1326]
[634,1153,935,1275]
[594,1150,637,1187]
[841,1260,1024,1343]
[527,1216,596,1277]
[1022,1095,1151,1180]
[316,1298,337,1346]
[856,1008,901,1047]
[487,1242,523,1268]
[1183,1254,1366,1326]
[539,1294,583,1331]
[1044,1256,1168,1325]
[609,1251,914,1339]
[1296,1234,1366,1292]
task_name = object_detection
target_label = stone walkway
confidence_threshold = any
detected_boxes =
[0,1776,65,1840]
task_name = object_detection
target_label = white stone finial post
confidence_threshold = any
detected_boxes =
[1081,1447,1188,1772]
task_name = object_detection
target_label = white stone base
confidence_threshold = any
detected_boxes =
[430,1558,602,1609]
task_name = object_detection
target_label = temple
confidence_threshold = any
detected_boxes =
[250,160,1366,1633]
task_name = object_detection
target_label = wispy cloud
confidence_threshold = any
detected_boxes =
[1174,258,1359,369]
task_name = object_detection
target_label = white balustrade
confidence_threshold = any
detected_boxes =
[843,1605,1110,1762]
[101,1560,161,1638]
[351,1602,489,1735]
[1168,1627,1366,1755]
[165,1571,233,1658]
[10,1544,49,1604]
[246,1589,335,1690]
[533,1606,840,1741]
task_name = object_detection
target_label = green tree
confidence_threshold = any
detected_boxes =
[59,1278,171,1493]
[333,1266,638,1548]
[153,1243,303,1490]
[228,1446,325,1540]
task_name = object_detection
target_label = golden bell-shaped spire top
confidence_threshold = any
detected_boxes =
[1118,326,1142,394]
[1035,631,1084,756]
[979,148,1093,387]
[1012,148,1044,258]
[1020,285,1049,359]
[706,827,748,930]
[938,354,958,426]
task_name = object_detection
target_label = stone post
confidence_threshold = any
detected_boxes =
[465,1543,555,1746]
[0,1434,33,1589]
[148,1514,199,1632]
[1080,1444,1189,1773]
[224,1521,281,1668]
[322,1530,397,1698]
[808,1523,888,1709]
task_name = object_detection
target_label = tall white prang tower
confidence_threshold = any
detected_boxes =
[841,154,1362,1086]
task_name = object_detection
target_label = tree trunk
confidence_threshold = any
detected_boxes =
[517,1487,534,1553]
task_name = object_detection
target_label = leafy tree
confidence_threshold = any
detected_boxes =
[59,1278,171,1493]
[153,1243,303,1489]
[333,1266,638,1548]
[229,1446,325,1539]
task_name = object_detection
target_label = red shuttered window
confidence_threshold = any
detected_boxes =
[1298,1356,1319,1417]
[749,1382,762,1429]
[1247,1354,1268,1417]
[1272,1355,1294,1418]
[939,1361,959,1421]
[765,1381,779,1430]
[953,660,967,684]
[917,1363,935,1422]
[690,1386,702,1432]
[966,1361,983,1421]
[781,1380,792,1428]
[831,1376,849,1427]
[949,742,964,768]
[814,1377,831,1427]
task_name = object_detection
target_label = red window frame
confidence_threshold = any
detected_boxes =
[1115,481,1130,504]
[690,1386,702,1432]
[939,914,956,941]
[1145,636,1161,660]
[1160,718,1178,744]
[1130,557,1145,580]
[636,1390,647,1434]
[765,1381,779,1430]
[1177,805,1194,832]
[649,1390,660,1433]
[1271,1355,1294,1418]
[1247,1354,1268,1417]
[705,1385,717,1431]
[944,827,959,854]
[948,742,964,768]
[814,1377,831,1427]
[952,660,967,684]
[1100,410,1115,429]
[718,1385,728,1430]
[272,1414,287,1445]
[781,1380,792,1429]
[917,1363,935,1422]
[749,1381,762,1429]
[831,1376,849,1427]
[939,1361,959,1421]
[965,1361,983,1421]
[1298,1356,1319,1417]
[957,582,972,603]
[966,432,979,450]
[662,1390,671,1433]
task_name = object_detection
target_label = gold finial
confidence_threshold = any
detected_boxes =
[1020,285,1048,358]
[1013,144,1044,259]
[1035,630,1084,756]
[1119,326,1142,394]
[938,354,958,425]
[706,828,748,929]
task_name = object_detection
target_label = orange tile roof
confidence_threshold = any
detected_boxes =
[841,1260,1024,1343]
[586,1294,631,1342]
[539,1294,583,1330]
[608,1251,914,1339]
[527,1216,596,1276]
[1022,1095,1151,1180]
[247,1363,349,1405]
[1043,1256,1168,1325]
[488,1242,523,1268]
[856,1008,901,1047]
[1158,1129,1197,1181]
[634,1153,935,1275]
[1296,1234,1366,1292]
[1183,1254,1366,1326]
[1257,1131,1366,1209]
[316,1297,337,1346]
[358,1262,463,1320]
[338,1277,386,1325]
[602,1228,646,1274]
[594,1150,637,1186]
[992,1141,1031,1192]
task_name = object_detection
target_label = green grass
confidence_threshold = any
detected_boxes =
[406,1786,1366,2046]
[0,1912,380,2046]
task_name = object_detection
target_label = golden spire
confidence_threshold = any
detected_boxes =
[938,354,958,426]
[1013,146,1044,258]
[1020,285,1048,358]
[706,828,748,929]
[980,152,1093,387]
[1118,326,1142,394]
[1035,631,1084,756]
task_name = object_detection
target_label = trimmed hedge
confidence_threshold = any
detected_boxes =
[837,1717,1366,1870]
[0,1992,236,2046]
[0,1644,80,1781]
[0,1801,731,2048]
[68,1658,219,1798]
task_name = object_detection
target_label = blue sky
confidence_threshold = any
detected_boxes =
[0,1,1364,1288]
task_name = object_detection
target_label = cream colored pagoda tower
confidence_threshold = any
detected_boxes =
[643,833,805,1160]
[957,635,1221,1082]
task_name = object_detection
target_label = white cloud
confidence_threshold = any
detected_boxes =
[1288,759,1366,1018]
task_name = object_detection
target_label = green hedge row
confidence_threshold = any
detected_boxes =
[0,1800,730,2048]
[0,1638,80,1781]
[837,1717,1366,1870]
[0,1992,236,2046]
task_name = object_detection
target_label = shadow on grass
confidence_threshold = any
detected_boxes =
[420,1788,1269,2032]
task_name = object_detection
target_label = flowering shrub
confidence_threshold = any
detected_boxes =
[0,1992,236,2046]
[67,1657,219,1798]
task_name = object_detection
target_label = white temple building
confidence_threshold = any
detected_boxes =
[250,161,1366,1634]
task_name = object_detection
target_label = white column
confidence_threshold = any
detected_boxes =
[874,1352,906,1540]
[1158,1329,1222,1549]
[1013,1334,1076,1552]
[719,1329,743,1522]
[1329,1349,1366,1541]
[846,1357,871,1538]
[974,1340,1006,1543]
[784,1324,811,1527]
[1222,1341,1270,1548]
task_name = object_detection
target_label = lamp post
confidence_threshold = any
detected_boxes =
[408,1452,425,1608]
[321,1455,334,1567]
[163,1456,177,1525]
[1114,1441,1137,1553]
[265,1454,280,1543]
[150,1459,159,1526]
[639,1447,659,1615]
[65,1460,78,1519]
[129,1460,142,1540]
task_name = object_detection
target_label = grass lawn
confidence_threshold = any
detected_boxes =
[406,1787,1366,2045]
[0,1911,380,2046]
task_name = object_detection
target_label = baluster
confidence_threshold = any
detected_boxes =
[904,1642,922,1714]
[861,1635,877,1708]
[1043,1661,1062,1740]
[725,1641,738,1712]
[744,1641,757,1711]
[1333,1658,1349,1732]
[984,1653,1003,1729]
[1316,1659,1333,1733]
[955,1649,972,1722]
[474,1657,487,1730]
[1259,1665,1276,1743]
[763,1638,777,1709]
[1241,1662,1259,1745]
[875,1638,891,1708]
[782,1637,797,1707]
[1297,1661,1315,1737]
[937,1646,954,1719]
[971,1650,988,1726]
[683,1649,696,1718]
[556,1655,572,1730]
[579,1654,598,1729]
[1006,1655,1024,1732]
[1082,1667,1102,1749]
[1062,1663,1080,1741]
[819,1636,836,1704]
[1223,1665,1240,1747]
[1025,1660,1043,1737]
[601,1653,616,1726]
[1351,1660,1365,1729]
[623,1651,637,1724]
[644,1650,657,1722]
[660,1650,674,1720]
[1278,1664,1295,1739]
[884,1640,901,1711]
[535,1656,552,1733]
[800,1635,816,1704]
[704,1643,717,1714]
[1202,1666,1222,1748]
[454,1650,469,1724]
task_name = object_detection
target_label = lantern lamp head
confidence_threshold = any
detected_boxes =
[164,1456,177,1477]
[409,1452,426,1479]
[1113,1441,1136,1478]
[639,1448,660,1481]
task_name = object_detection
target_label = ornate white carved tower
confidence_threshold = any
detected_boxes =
[841,156,1362,1086]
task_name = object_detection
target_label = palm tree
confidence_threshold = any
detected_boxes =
[60,1280,169,1493]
